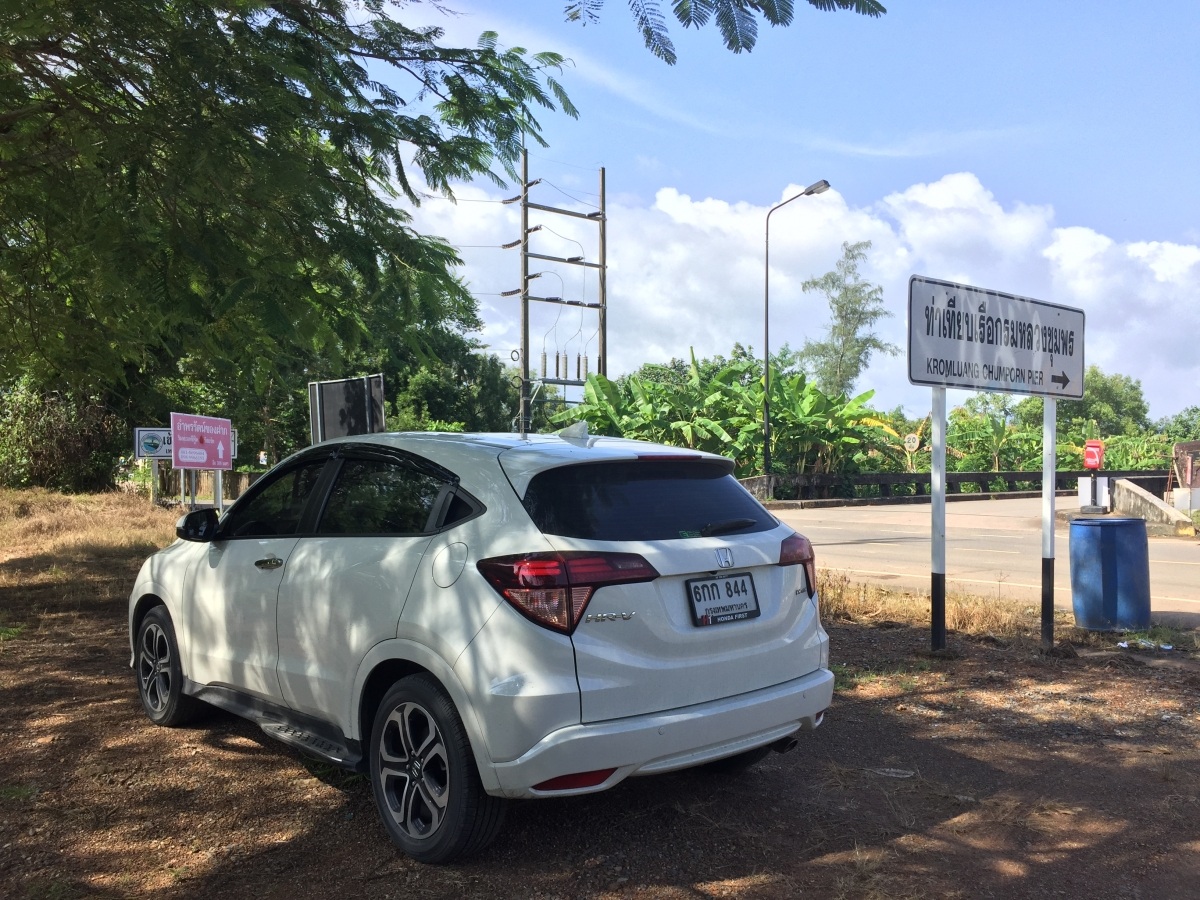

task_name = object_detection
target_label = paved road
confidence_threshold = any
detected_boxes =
[773,496,1200,619]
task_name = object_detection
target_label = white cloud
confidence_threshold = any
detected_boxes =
[799,126,1037,160]
[409,172,1200,420]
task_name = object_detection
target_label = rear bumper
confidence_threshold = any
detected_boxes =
[488,667,834,799]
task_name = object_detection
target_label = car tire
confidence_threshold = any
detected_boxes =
[136,606,201,727]
[701,745,772,775]
[369,675,507,864]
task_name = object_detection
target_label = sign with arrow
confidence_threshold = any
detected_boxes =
[170,412,234,470]
[907,276,1085,399]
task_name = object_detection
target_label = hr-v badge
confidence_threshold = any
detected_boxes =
[715,547,733,568]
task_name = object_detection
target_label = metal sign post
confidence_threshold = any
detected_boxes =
[135,427,172,505]
[1042,398,1057,652]
[931,388,947,650]
[908,276,1085,652]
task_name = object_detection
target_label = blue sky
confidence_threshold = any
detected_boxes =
[405,1,1200,421]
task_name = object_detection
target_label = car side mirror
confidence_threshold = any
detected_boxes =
[176,508,220,542]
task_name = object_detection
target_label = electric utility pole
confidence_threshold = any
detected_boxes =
[507,149,607,435]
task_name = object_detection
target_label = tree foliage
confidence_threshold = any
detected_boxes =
[564,0,886,64]
[797,240,898,398]
[1156,406,1200,444]
[1,0,576,395]
[1,0,580,486]
[1014,366,1151,438]
[0,378,125,490]
[559,347,889,477]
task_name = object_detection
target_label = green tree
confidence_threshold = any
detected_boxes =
[565,0,886,64]
[1,0,576,397]
[797,240,898,398]
[622,342,798,391]
[1156,406,1200,443]
[559,346,891,479]
[1014,366,1151,438]
[948,405,1038,473]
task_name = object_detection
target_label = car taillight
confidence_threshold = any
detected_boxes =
[779,532,817,598]
[476,552,659,634]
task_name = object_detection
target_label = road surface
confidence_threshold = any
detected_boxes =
[772,496,1200,619]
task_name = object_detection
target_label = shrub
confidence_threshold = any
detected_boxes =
[0,379,124,491]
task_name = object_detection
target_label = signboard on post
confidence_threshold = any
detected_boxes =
[136,427,236,462]
[908,276,1085,654]
[170,413,234,471]
[908,276,1085,399]
[134,428,172,460]
[308,374,385,444]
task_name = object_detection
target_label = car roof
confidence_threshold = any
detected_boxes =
[305,431,734,496]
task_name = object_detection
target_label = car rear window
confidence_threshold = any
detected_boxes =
[521,460,776,541]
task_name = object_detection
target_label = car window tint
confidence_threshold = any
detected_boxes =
[223,461,326,538]
[318,458,445,536]
[522,460,776,541]
[442,492,475,528]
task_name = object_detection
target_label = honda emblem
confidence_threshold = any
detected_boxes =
[715,547,733,568]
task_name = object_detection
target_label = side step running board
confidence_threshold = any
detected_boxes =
[260,722,362,769]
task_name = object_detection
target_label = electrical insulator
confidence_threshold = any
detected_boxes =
[540,351,547,378]
[583,354,589,377]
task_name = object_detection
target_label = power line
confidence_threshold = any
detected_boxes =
[527,149,606,179]
[418,194,510,204]
[541,179,601,209]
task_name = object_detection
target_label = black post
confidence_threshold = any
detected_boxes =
[931,572,946,651]
[1041,557,1055,652]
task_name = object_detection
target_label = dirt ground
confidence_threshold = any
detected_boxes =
[2,493,1199,899]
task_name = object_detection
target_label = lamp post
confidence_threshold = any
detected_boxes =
[763,179,830,476]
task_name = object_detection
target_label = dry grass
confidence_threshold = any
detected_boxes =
[0,489,179,642]
[817,570,1037,639]
[0,487,178,561]
[818,570,1200,657]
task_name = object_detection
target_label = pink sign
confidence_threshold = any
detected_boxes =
[171,412,234,470]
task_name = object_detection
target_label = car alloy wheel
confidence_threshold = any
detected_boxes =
[369,675,505,863]
[377,698,451,840]
[136,606,199,727]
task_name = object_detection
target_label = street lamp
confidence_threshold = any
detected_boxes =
[763,179,830,476]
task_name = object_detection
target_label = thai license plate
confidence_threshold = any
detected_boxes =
[685,572,760,626]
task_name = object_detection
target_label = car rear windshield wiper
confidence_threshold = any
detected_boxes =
[700,517,758,538]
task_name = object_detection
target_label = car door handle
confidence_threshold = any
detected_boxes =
[254,555,284,570]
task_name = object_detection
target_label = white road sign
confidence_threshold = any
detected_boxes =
[135,428,172,459]
[908,276,1085,399]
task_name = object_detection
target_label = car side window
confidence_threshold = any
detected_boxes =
[221,461,327,538]
[318,458,446,536]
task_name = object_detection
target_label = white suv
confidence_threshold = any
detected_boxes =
[129,430,832,863]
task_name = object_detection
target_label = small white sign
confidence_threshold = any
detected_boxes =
[908,276,1085,398]
[903,433,920,453]
[134,428,172,459]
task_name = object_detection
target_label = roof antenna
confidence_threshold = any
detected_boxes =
[558,421,589,440]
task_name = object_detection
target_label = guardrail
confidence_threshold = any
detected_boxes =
[741,470,1170,503]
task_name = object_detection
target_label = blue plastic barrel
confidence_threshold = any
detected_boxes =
[1068,517,1151,631]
